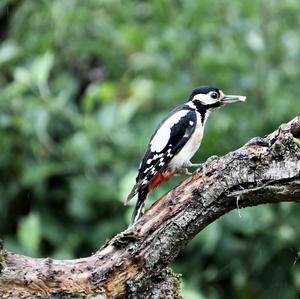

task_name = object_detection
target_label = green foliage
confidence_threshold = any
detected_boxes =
[0,0,299,298]
[17,212,41,256]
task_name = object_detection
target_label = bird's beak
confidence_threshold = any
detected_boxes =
[221,95,247,104]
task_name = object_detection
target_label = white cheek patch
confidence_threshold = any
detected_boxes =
[150,110,189,152]
[192,94,219,105]
[153,153,163,159]
[186,101,196,109]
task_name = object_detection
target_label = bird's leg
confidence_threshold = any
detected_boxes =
[183,161,202,167]
[175,161,205,176]
[196,155,219,175]
[175,167,193,176]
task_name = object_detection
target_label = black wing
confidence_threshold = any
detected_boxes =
[126,108,197,203]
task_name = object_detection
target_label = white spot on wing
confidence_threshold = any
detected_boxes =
[150,110,189,152]
[189,121,194,126]
[166,148,173,157]
[153,153,163,159]
[144,165,153,173]
[146,159,152,164]
[150,168,157,175]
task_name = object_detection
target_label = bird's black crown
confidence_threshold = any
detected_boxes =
[188,86,220,100]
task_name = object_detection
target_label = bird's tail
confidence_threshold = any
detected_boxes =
[129,189,148,227]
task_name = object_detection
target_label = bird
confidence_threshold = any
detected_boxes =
[126,86,246,226]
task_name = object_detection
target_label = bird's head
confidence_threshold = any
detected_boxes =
[187,86,246,111]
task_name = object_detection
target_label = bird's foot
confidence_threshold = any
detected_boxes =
[196,155,219,175]
[187,163,202,167]
[175,167,193,176]
[206,155,219,164]
[183,161,202,168]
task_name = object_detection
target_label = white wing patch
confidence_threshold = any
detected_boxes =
[150,110,189,152]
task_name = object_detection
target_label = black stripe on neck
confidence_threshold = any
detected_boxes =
[192,101,222,124]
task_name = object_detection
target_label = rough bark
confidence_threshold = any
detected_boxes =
[0,116,299,299]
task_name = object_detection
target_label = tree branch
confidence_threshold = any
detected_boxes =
[1,117,299,298]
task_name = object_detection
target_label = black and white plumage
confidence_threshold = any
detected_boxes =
[126,86,246,226]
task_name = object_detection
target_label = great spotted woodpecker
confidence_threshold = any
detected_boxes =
[126,86,246,226]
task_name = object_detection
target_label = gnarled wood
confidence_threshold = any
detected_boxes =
[0,117,299,298]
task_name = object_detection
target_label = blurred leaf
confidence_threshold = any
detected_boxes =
[30,52,54,89]
[197,222,221,254]
[21,162,66,186]
[83,81,117,113]
[119,169,137,203]
[17,212,41,256]
[182,282,206,299]
[130,77,155,102]
[0,41,19,65]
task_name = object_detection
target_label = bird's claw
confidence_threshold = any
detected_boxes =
[206,155,219,164]
[176,167,193,176]
[196,155,219,175]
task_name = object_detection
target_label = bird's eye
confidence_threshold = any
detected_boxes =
[210,92,219,99]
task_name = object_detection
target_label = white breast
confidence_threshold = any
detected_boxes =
[170,112,204,169]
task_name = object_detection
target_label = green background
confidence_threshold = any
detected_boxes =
[0,1,299,298]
